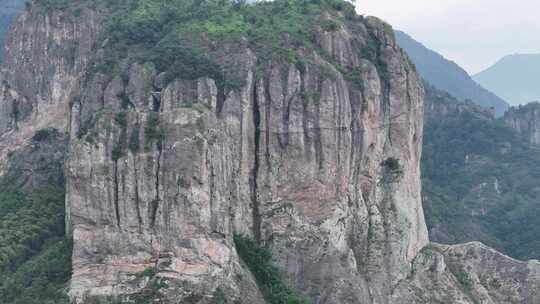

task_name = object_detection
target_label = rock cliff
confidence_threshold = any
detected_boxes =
[64,5,429,302]
[0,1,539,303]
[0,0,26,61]
[504,102,540,145]
[0,2,99,172]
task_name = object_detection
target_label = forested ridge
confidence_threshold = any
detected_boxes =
[1,0,540,303]
[423,83,540,260]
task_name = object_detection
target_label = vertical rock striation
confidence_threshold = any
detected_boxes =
[504,102,540,145]
[64,10,428,302]
[0,3,99,170]
[0,1,539,304]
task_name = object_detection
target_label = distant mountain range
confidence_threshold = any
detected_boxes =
[395,30,509,116]
[474,53,540,106]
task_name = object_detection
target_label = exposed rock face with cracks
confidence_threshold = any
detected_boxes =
[0,1,538,304]
[504,102,540,146]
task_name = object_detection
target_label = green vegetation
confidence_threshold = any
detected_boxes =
[0,185,65,271]
[128,268,167,304]
[112,144,125,161]
[447,264,479,304]
[234,235,309,304]
[115,111,128,128]
[128,123,141,152]
[211,288,227,304]
[422,84,540,260]
[0,136,71,303]
[74,0,366,98]
[0,239,72,304]
[32,128,61,142]
[144,112,164,150]
[381,157,404,181]
[321,19,339,32]
[382,157,401,172]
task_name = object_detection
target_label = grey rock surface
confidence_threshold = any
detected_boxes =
[65,14,429,303]
[0,2,538,304]
[0,3,99,173]
[504,102,540,145]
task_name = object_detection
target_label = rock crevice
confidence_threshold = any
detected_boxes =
[0,2,538,304]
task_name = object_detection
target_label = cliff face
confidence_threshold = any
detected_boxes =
[0,0,26,61]
[0,1,539,304]
[504,102,540,145]
[65,10,429,303]
[0,3,99,171]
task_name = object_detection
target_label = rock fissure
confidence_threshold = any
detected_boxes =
[216,76,227,115]
[2,2,538,303]
[300,69,312,162]
[278,92,296,149]
[251,76,262,242]
[150,141,162,229]
[113,159,121,229]
[133,155,143,231]
[262,74,272,172]
[208,150,217,232]
[314,79,324,171]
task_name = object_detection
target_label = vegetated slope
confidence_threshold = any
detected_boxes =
[2,0,540,303]
[422,82,540,260]
[474,53,540,106]
[0,0,26,61]
[0,129,71,304]
[395,30,509,116]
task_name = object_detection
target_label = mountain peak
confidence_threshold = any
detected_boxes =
[395,30,509,116]
[474,53,540,106]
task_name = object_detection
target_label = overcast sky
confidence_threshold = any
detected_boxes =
[356,0,540,74]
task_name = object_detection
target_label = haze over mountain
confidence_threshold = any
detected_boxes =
[359,0,540,74]
[474,53,540,106]
[395,30,509,116]
[2,1,540,303]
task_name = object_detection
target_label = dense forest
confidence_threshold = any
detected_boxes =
[0,129,70,303]
[1,0,540,302]
[423,83,540,260]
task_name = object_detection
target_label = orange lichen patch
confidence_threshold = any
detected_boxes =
[81,262,153,274]
[172,260,210,276]
[72,262,154,286]
[278,181,338,222]
[202,239,231,265]
[144,238,233,277]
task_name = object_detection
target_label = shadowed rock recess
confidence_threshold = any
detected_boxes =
[0,0,539,303]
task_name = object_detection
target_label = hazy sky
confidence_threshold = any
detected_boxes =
[356,0,540,74]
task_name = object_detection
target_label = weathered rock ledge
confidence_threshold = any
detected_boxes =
[0,2,538,304]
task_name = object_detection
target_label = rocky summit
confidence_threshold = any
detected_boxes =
[0,0,539,303]
[504,102,540,146]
